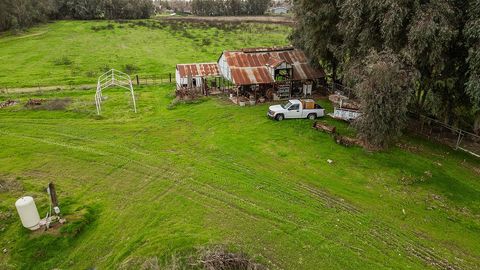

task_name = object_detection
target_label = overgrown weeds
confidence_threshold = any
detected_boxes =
[91,24,115,31]
[53,56,73,66]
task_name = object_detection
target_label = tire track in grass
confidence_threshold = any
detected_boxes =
[193,151,476,269]
[298,183,475,270]
[183,176,394,269]
[174,151,405,267]
[4,123,476,269]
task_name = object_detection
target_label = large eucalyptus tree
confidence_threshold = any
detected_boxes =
[291,0,480,147]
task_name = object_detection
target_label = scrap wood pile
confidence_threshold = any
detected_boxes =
[194,248,265,270]
[0,99,17,109]
[176,87,203,100]
[328,94,360,110]
[26,99,46,106]
[313,121,361,147]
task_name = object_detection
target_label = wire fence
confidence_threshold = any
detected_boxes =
[409,114,480,157]
[133,73,175,86]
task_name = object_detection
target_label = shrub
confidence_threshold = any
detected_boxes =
[201,37,212,46]
[123,64,139,74]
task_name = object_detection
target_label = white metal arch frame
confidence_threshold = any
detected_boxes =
[95,69,137,115]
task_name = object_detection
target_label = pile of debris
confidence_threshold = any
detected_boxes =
[328,93,362,122]
[0,99,17,109]
[25,99,46,106]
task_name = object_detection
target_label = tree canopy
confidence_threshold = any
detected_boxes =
[191,0,271,16]
[0,0,155,32]
[291,0,480,141]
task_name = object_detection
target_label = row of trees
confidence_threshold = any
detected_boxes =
[291,0,480,148]
[191,0,271,16]
[0,0,154,32]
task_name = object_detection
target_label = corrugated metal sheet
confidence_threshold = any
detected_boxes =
[266,57,285,68]
[176,63,220,78]
[222,47,325,85]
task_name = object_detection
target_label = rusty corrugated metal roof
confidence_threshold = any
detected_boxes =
[176,63,220,78]
[223,47,325,85]
[266,57,285,68]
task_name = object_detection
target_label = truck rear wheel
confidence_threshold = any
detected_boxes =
[276,114,284,121]
[308,113,317,120]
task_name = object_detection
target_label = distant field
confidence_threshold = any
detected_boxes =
[159,15,294,25]
[0,20,290,88]
[0,85,479,269]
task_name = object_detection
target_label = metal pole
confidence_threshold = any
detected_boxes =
[130,81,137,113]
[455,131,463,150]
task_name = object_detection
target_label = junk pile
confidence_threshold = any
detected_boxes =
[25,99,46,106]
[0,99,17,109]
[328,93,362,122]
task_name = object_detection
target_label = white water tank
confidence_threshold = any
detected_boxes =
[15,196,41,230]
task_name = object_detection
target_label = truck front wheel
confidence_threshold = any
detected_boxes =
[307,113,317,120]
[275,114,284,121]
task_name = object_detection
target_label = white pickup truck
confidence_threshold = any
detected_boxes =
[267,99,325,121]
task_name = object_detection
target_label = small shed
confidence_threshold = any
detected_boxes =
[175,63,221,90]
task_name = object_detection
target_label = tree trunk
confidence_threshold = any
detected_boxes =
[474,113,480,135]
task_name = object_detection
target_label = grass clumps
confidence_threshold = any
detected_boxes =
[53,56,73,66]
[91,24,115,32]
[60,205,99,237]
[122,64,139,74]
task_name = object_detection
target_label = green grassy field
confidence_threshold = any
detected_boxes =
[0,20,480,270]
[0,85,479,269]
[0,20,289,88]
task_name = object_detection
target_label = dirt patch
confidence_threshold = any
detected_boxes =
[25,98,71,110]
[159,16,293,26]
[0,177,23,193]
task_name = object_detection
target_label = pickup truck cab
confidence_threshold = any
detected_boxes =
[268,99,325,121]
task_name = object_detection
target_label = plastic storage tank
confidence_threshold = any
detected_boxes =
[15,196,41,230]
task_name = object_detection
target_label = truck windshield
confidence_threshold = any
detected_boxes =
[282,101,292,109]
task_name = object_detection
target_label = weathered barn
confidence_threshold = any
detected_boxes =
[176,46,325,103]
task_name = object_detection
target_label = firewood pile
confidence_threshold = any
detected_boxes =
[0,99,17,109]
[312,121,337,134]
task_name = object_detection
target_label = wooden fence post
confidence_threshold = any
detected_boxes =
[169,73,172,83]
[136,75,139,86]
